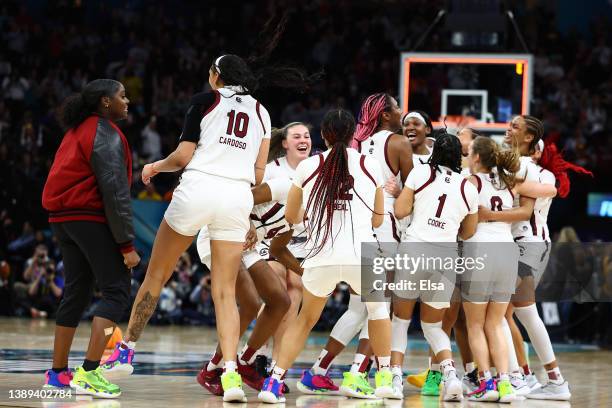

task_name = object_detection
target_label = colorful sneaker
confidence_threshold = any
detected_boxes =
[462,368,480,394]
[525,380,571,401]
[221,371,246,402]
[258,377,286,403]
[237,361,265,391]
[498,379,517,403]
[100,342,134,377]
[374,370,394,399]
[296,369,339,395]
[510,372,531,396]
[44,369,73,388]
[196,361,223,396]
[420,370,442,396]
[340,371,376,399]
[441,371,464,401]
[70,366,121,398]
[407,368,428,389]
[468,378,499,402]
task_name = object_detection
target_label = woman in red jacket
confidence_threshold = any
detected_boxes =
[41,79,139,398]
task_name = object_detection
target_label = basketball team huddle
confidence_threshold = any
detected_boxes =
[52,55,591,403]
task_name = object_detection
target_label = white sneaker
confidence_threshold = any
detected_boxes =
[442,371,463,401]
[510,372,531,396]
[526,381,571,401]
[525,372,542,391]
[389,373,404,399]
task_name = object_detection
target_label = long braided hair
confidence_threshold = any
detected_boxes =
[427,132,463,174]
[305,109,356,257]
[351,93,393,149]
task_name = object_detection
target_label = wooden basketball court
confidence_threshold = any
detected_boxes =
[0,318,608,407]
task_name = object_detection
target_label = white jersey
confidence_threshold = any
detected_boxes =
[466,171,515,242]
[404,165,478,242]
[359,130,400,212]
[183,87,271,184]
[251,177,292,241]
[293,148,383,268]
[535,165,555,242]
[264,156,308,257]
[511,157,544,241]
[413,146,432,168]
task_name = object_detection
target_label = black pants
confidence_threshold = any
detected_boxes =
[52,222,131,327]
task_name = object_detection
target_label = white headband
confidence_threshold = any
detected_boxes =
[403,111,427,126]
[537,139,544,151]
[214,55,225,74]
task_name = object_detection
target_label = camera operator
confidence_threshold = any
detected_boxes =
[14,244,64,318]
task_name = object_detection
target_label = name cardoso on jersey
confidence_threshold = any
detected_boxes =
[219,135,247,149]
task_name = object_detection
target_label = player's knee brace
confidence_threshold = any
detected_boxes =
[330,295,368,345]
[365,300,389,321]
[422,321,451,355]
[391,315,411,353]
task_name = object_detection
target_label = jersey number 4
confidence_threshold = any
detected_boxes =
[226,110,249,138]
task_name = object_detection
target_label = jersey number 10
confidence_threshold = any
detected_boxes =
[226,110,250,138]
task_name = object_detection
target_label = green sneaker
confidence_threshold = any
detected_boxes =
[340,371,375,399]
[221,371,246,402]
[70,366,121,398]
[421,370,442,396]
[374,370,395,398]
[498,379,516,403]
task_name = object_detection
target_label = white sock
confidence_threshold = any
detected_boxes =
[312,349,332,376]
[391,316,411,353]
[350,353,367,374]
[271,365,285,381]
[514,304,556,365]
[391,365,402,376]
[377,356,391,371]
[482,370,492,381]
[439,359,456,377]
[499,373,509,381]
[465,362,476,374]
[501,318,521,372]
[224,360,237,373]
[430,360,440,372]
[547,367,564,385]
[121,340,136,350]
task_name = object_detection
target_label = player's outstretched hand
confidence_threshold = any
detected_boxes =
[142,162,160,185]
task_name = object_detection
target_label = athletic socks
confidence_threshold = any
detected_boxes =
[521,364,531,376]
[207,350,223,371]
[391,365,402,376]
[82,359,100,372]
[238,344,258,365]
[350,353,367,374]
[120,340,136,350]
[376,356,391,372]
[312,349,335,376]
[271,366,285,381]
[224,360,237,373]
[547,367,565,384]
[479,370,493,381]
[465,362,476,373]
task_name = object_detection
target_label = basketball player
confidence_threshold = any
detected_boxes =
[394,132,480,402]
[196,177,300,395]
[403,110,433,166]
[258,109,394,403]
[478,115,571,401]
[298,93,412,399]
[461,136,554,402]
[102,55,315,402]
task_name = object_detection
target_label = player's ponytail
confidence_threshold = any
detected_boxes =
[351,93,392,149]
[427,132,462,174]
[305,109,356,258]
[212,13,320,95]
[471,136,520,189]
[60,79,122,130]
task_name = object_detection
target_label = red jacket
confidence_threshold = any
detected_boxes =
[42,115,134,253]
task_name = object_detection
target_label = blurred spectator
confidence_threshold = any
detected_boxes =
[140,116,162,162]
[137,183,162,201]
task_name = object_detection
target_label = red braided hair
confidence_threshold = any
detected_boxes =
[305,109,356,257]
[539,142,593,198]
[351,93,390,149]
